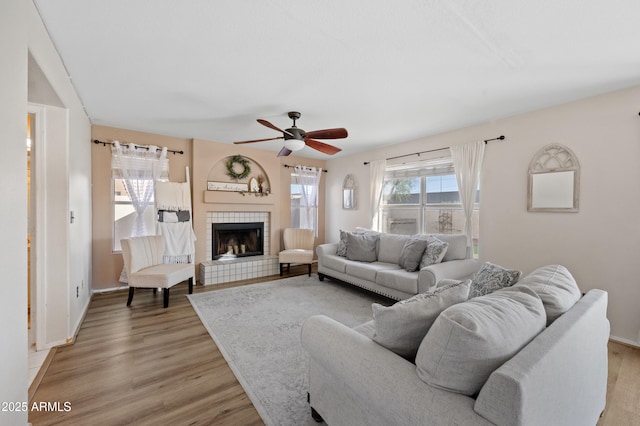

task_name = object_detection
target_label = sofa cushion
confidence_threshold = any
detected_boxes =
[515,264,582,325]
[419,236,449,269]
[345,261,400,282]
[372,280,470,359]
[469,262,521,298]
[375,268,420,294]
[321,254,349,274]
[415,286,546,396]
[398,238,429,272]
[430,233,467,261]
[346,232,379,262]
[377,233,412,264]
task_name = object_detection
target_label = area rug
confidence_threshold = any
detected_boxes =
[187,274,391,426]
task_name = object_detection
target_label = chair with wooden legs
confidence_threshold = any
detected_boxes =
[121,235,194,308]
[279,228,315,277]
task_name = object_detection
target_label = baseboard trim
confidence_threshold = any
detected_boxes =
[28,346,57,404]
[610,335,640,348]
[92,285,129,293]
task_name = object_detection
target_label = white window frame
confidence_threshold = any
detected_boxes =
[290,172,319,233]
[111,176,156,252]
[380,158,480,256]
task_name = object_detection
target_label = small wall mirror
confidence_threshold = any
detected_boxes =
[343,174,358,210]
[528,144,580,212]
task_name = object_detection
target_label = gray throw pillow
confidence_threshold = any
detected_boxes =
[469,262,521,299]
[415,286,546,396]
[419,236,449,269]
[337,229,380,257]
[398,238,429,272]
[345,232,379,262]
[515,264,582,325]
[372,280,471,359]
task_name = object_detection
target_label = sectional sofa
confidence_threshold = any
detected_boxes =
[302,265,610,426]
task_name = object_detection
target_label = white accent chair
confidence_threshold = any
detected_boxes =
[121,235,195,308]
[279,228,315,277]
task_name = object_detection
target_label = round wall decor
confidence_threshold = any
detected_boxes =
[226,155,251,180]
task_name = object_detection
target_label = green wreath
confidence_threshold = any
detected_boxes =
[226,155,251,180]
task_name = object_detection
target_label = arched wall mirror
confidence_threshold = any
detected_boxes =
[343,174,358,210]
[528,143,580,212]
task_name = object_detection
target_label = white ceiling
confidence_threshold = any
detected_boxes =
[33,0,640,159]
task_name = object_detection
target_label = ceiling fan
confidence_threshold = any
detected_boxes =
[233,111,348,157]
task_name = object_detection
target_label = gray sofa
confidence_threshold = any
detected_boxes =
[317,232,483,300]
[302,266,610,426]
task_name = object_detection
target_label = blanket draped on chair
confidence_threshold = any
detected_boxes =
[155,181,196,264]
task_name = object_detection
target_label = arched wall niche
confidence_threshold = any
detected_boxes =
[206,155,271,194]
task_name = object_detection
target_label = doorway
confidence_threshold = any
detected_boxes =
[26,106,53,387]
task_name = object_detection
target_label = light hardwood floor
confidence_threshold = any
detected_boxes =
[29,267,640,425]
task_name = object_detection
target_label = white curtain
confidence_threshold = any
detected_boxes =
[294,165,322,234]
[111,141,169,237]
[369,159,386,231]
[450,141,485,258]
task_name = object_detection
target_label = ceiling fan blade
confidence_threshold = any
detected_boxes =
[305,128,348,140]
[257,119,294,137]
[277,146,292,157]
[305,139,342,155]
[233,136,283,144]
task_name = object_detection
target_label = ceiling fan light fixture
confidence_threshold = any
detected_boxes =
[283,138,305,151]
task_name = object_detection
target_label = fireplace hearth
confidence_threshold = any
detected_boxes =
[212,222,264,260]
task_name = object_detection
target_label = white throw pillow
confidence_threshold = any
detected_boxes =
[372,280,470,359]
[515,264,582,325]
[415,286,546,396]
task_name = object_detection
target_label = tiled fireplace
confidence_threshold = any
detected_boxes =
[199,211,279,285]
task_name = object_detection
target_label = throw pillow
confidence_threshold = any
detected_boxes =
[419,236,449,269]
[436,278,463,288]
[372,280,471,359]
[336,229,349,257]
[415,286,546,396]
[345,232,379,262]
[469,262,521,299]
[515,264,582,325]
[337,229,380,257]
[398,238,429,272]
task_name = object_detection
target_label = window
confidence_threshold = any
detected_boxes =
[380,158,479,256]
[112,178,156,252]
[290,172,319,233]
[110,142,169,252]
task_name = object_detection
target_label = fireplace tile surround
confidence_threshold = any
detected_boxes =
[200,211,279,285]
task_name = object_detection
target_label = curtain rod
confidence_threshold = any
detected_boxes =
[363,135,505,165]
[283,164,328,173]
[93,139,184,155]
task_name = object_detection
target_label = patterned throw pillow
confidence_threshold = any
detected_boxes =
[469,262,521,298]
[419,236,449,269]
[336,229,349,257]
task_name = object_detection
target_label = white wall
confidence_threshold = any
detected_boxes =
[27,0,92,346]
[0,1,29,423]
[326,84,640,345]
[0,1,92,423]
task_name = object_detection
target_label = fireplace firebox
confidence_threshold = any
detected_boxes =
[212,222,264,260]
